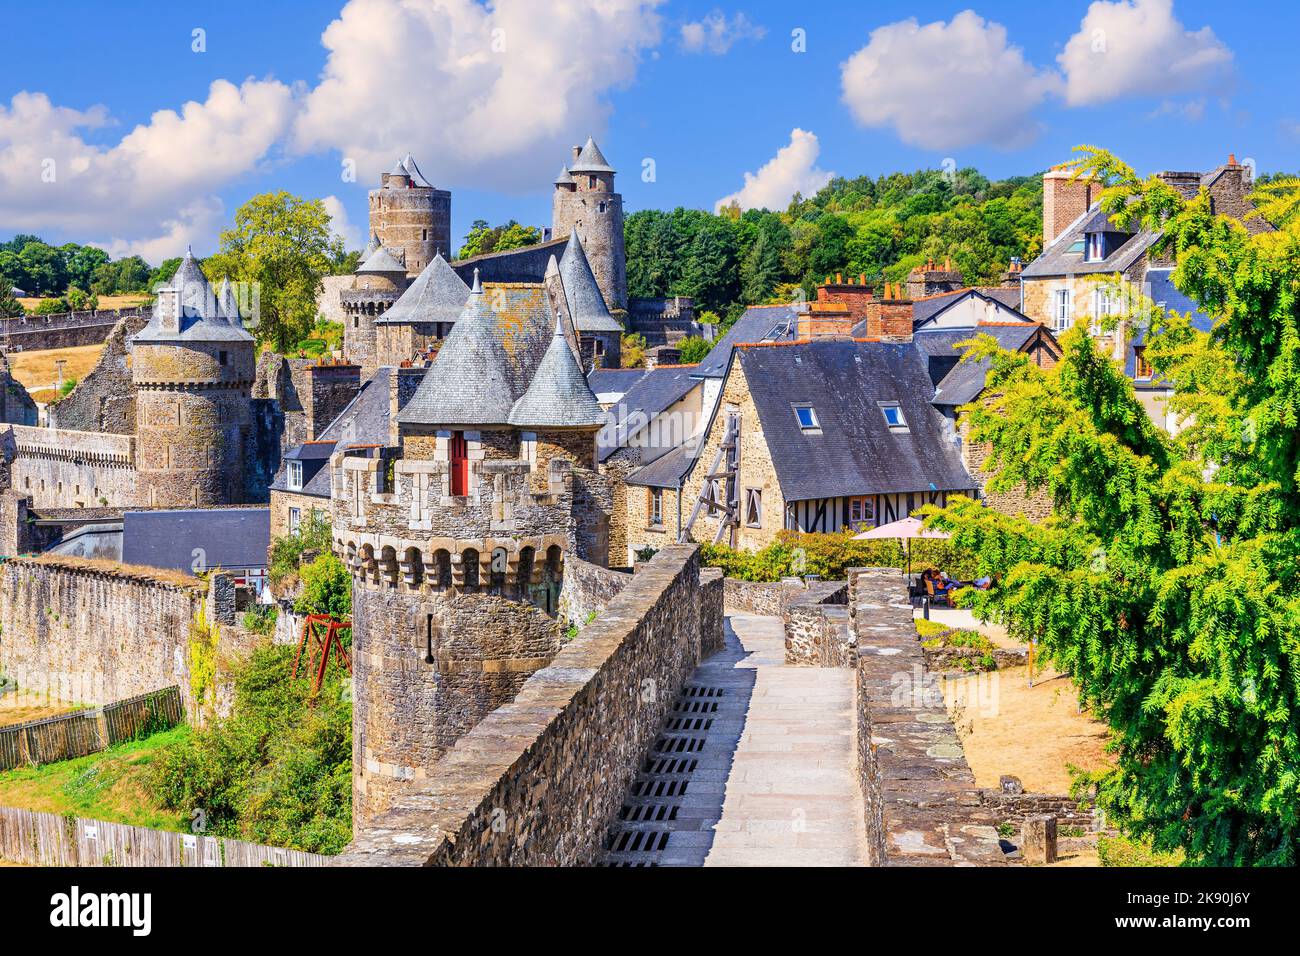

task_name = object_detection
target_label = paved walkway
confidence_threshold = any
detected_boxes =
[602,613,868,866]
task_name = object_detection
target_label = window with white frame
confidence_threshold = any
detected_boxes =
[1090,287,1116,335]
[744,488,762,528]
[520,431,537,468]
[288,507,301,534]
[1086,233,1104,262]
[287,460,303,490]
[648,488,663,527]
[1054,289,1073,332]
[879,402,907,430]
[849,497,874,530]
[793,405,820,431]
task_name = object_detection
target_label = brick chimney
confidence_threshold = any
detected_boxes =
[862,284,913,343]
[815,274,876,327]
[906,258,965,300]
[798,300,855,339]
[1042,166,1095,246]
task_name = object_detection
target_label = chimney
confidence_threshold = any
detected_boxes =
[1042,166,1095,246]
[863,284,913,343]
[572,145,582,164]
[814,275,876,328]
[799,301,854,339]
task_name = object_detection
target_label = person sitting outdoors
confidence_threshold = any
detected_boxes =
[922,568,954,604]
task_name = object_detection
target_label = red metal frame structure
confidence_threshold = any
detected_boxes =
[291,613,353,697]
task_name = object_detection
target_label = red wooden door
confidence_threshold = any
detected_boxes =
[450,431,468,496]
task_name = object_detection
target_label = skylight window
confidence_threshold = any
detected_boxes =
[793,405,819,431]
[879,402,908,430]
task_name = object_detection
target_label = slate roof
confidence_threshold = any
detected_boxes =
[122,508,271,572]
[133,248,254,344]
[913,324,1039,397]
[45,523,123,561]
[397,276,555,427]
[401,153,433,188]
[694,304,800,378]
[568,137,615,174]
[270,370,394,497]
[507,312,606,428]
[555,165,573,185]
[588,367,647,401]
[597,364,702,462]
[362,232,381,258]
[1022,201,1158,279]
[358,245,407,274]
[558,231,622,332]
[625,440,700,489]
[734,340,975,501]
[907,287,1023,329]
[375,253,469,326]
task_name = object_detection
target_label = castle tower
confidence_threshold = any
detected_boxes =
[552,137,627,312]
[368,154,451,277]
[130,250,256,507]
[342,244,409,378]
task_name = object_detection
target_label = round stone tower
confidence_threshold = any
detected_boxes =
[131,251,256,507]
[552,137,627,311]
[368,154,451,277]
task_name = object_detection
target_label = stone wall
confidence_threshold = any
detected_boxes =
[46,315,146,434]
[0,491,59,556]
[4,424,136,508]
[782,580,852,666]
[0,307,148,352]
[557,554,630,629]
[0,353,36,427]
[0,556,251,717]
[722,575,810,615]
[980,788,1099,831]
[848,567,1006,865]
[335,543,721,866]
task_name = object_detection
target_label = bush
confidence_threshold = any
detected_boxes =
[150,644,352,854]
[242,604,278,636]
[676,335,711,364]
[268,510,333,589]
[294,553,351,621]
[698,530,979,582]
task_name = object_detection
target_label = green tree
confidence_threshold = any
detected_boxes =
[925,147,1300,866]
[60,243,109,291]
[205,192,343,353]
[456,219,540,259]
[17,241,67,295]
[676,335,711,364]
[0,277,23,317]
[294,553,352,620]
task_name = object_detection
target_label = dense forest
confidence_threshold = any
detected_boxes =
[625,166,1044,323]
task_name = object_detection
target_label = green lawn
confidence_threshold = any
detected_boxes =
[0,725,191,832]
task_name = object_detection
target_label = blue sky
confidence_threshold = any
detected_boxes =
[2,0,1296,264]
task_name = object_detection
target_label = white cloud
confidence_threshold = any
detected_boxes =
[322,194,361,250]
[839,11,1061,151]
[0,78,295,258]
[680,10,765,54]
[715,128,832,212]
[293,0,663,191]
[1058,0,1234,107]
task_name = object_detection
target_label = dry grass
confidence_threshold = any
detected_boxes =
[0,700,78,728]
[19,553,204,590]
[944,665,1111,795]
[6,343,106,402]
[16,294,148,311]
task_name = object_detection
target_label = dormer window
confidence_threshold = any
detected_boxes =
[879,402,908,431]
[1086,232,1104,262]
[793,405,820,432]
[287,460,303,491]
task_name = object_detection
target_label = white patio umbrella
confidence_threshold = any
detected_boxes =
[853,516,950,577]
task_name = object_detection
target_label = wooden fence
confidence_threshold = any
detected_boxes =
[0,806,330,867]
[0,686,184,771]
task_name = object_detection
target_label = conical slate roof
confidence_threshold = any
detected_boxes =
[508,308,606,428]
[397,270,555,427]
[388,158,410,178]
[559,229,622,332]
[568,136,614,174]
[554,164,573,185]
[401,153,433,188]
[362,231,381,258]
[376,253,469,326]
[134,248,253,343]
[357,244,406,274]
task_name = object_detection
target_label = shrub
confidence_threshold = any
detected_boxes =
[268,510,333,588]
[698,530,979,582]
[150,644,352,854]
[294,553,351,621]
[242,604,278,636]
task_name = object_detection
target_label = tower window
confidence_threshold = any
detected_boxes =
[588,175,596,189]
[218,350,228,366]
[422,229,427,240]
[598,201,607,214]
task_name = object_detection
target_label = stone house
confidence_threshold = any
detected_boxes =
[1020,156,1269,429]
